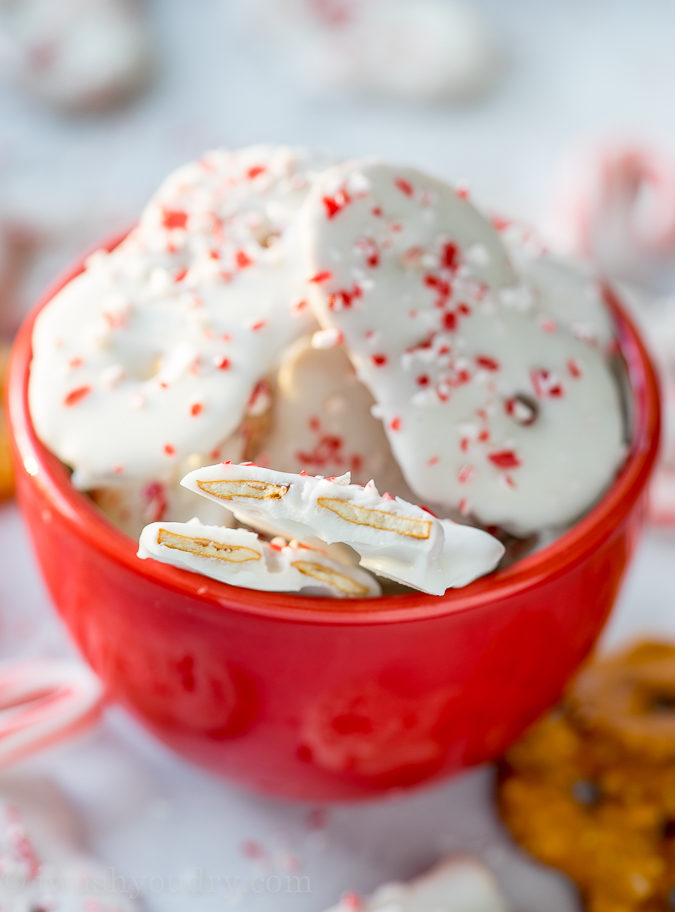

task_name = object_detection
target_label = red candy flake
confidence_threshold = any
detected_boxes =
[540,317,557,333]
[103,310,126,330]
[309,270,333,284]
[174,268,188,283]
[322,187,352,219]
[144,481,168,523]
[251,320,266,331]
[356,236,380,268]
[443,311,458,331]
[371,353,388,367]
[63,385,91,407]
[328,284,362,310]
[416,374,430,387]
[162,209,188,230]
[456,187,470,201]
[476,355,500,371]
[190,402,204,417]
[457,302,472,316]
[236,249,253,269]
[371,206,383,217]
[214,356,230,370]
[389,416,402,431]
[531,368,563,399]
[567,358,582,379]
[68,356,83,369]
[394,177,414,197]
[441,241,459,271]
[247,165,266,179]
[458,464,474,484]
[163,444,176,457]
[240,840,266,860]
[488,450,521,470]
[428,455,440,466]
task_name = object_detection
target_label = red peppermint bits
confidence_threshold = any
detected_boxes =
[567,358,582,379]
[488,450,521,470]
[394,177,414,197]
[251,320,266,331]
[163,444,176,457]
[441,241,459,271]
[416,374,430,387]
[235,249,253,269]
[247,165,266,179]
[214,356,231,370]
[389,416,402,431]
[162,209,188,230]
[63,385,91,407]
[322,188,351,219]
[476,355,500,371]
[190,402,204,417]
[371,353,388,367]
[308,270,333,284]
[174,268,188,283]
[443,311,458,331]
[531,368,564,398]
[68,356,83,369]
[458,465,474,484]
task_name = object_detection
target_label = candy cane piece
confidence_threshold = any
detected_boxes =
[0,661,104,770]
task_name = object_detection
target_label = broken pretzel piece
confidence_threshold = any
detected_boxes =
[138,520,381,598]
[181,463,504,595]
[323,856,509,912]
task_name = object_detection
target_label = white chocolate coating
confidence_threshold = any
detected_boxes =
[242,0,497,103]
[29,146,323,488]
[0,778,138,912]
[257,335,418,499]
[324,857,509,912]
[181,463,504,594]
[138,520,381,598]
[302,160,625,535]
[0,0,149,112]
[498,220,615,350]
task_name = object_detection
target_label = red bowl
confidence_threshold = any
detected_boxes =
[6,242,661,800]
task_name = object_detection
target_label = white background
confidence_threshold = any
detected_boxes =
[2,2,675,909]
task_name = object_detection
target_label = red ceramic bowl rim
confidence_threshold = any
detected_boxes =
[7,235,661,626]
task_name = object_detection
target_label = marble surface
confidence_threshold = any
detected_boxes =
[3,1,675,909]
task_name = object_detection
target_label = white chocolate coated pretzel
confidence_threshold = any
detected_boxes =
[29,146,324,488]
[324,857,509,912]
[302,160,625,535]
[498,220,615,351]
[0,778,138,911]
[257,335,418,499]
[138,520,381,598]
[181,463,504,594]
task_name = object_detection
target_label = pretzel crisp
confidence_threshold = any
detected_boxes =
[181,463,504,594]
[138,520,381,598]
[302,160,625,535]
[323,857,509,912]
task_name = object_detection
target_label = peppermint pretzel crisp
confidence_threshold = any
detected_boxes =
[138,520,381,598]
[302,160,625,535]
[179,463,504,594]
[324,857,509,912]
[29,146,324,488]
